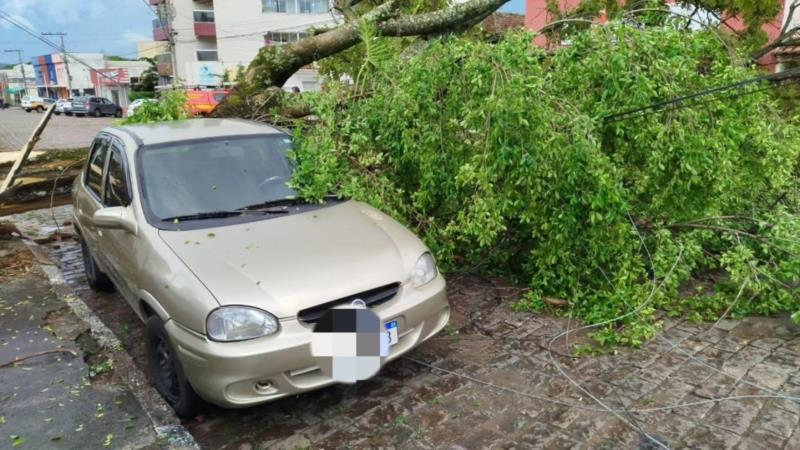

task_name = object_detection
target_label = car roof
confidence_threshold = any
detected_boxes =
[108,119,286,147]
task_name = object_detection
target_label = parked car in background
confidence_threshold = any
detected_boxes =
[21,96,56,113]
[186,89,229,116]
[71,96,123,117]
[55,98,73,115]
[126,98,157,117]
[72,119,449,417]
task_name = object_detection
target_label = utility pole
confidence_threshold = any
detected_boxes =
[3,49,29,97]
[164,0,179,88]
[42,32,73,96]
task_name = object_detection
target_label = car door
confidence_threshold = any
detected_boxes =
[102,98,114,114]
[75,136,110,253]
[95,140,139,302]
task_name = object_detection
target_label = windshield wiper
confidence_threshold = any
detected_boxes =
[162,209,287,222]
[237,195,341,212]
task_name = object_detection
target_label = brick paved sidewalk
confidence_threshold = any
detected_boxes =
[7,205,800,449]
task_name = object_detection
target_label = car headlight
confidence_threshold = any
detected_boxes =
[411,252,437,287]
[206,306,279,342]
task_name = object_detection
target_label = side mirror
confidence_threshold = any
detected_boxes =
[92,206,138,236]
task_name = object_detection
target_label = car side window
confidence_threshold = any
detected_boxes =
[104,145,131,207]
[85,138,110,199]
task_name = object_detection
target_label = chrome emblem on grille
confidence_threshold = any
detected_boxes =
[351,299,367,308]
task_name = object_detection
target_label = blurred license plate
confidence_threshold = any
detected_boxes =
[385,320,399,346]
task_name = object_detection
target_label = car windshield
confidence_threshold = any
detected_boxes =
[139,135,298,222]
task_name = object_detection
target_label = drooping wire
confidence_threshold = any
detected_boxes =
[602,67,800,123]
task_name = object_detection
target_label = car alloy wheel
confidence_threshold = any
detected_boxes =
[94,108,102,117]
[115,109,122,118]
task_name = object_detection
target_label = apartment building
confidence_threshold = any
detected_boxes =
[149,0,336,91]
[524,0,796,71]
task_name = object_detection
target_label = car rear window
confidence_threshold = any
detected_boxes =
[86,140,109,198]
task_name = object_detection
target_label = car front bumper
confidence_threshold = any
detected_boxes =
[166,276,450,408]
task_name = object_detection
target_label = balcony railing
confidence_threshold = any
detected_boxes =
[194,22,216,37]
[152,18,169,41]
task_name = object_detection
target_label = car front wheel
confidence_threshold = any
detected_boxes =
[114,109,122,118]
[81,240,114,292]
[145,316,203,417]
[94,108,102,117]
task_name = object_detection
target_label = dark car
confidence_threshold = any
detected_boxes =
[71,96,122,117]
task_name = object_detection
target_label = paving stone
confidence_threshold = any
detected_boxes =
[682,424,743,449]
[752,403,799,438]
[716,335,748,353]
[694,373,737,400]
[784,427,800,449]
[729,318,781,343]
[764,348,800,371]
[705,398,762,435]
[735,427,786,450]
[695,345,736,370]
[744,362,793,391]
[676,392,718,422]
[714,320,741,332]
[722,346,771,379]
[671,360,718,386]
[750,338,787,352]
[636,378,696,411]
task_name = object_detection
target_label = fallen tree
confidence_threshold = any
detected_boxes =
[289,26,800,347]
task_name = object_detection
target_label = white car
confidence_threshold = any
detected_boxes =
[126,98,157,117]
[55,98,72,115]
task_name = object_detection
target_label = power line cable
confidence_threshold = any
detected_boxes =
[603,66,800,122]
[604,76,798,124]
[0,10,126,87]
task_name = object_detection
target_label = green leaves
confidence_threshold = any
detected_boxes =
[292,24,800,346]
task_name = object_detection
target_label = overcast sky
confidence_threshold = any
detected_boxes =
[0,0,526,64]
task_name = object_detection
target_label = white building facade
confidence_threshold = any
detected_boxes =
[0,63,35,104]
[149,0,335,91]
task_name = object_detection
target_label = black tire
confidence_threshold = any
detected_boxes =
[24,108,31,113]
[81,240,115,292]
[145,316,203,417]
[54,111,61,115]
[114,109,122,118]
[65,112,72,116]
[36,106,43,112]
[94,108,102,117]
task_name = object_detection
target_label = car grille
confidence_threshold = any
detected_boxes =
[297,282,400,324]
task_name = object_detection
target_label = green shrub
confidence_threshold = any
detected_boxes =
[291,26,800,347]
[120,90,190,124]
[129,91,156,101]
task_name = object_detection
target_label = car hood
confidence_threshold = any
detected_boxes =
[159,201,421,319]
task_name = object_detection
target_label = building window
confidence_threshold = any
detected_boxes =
[263,0,328,14]
[193,10,215,22]
[265,31,309,45]
[196,50,218,61]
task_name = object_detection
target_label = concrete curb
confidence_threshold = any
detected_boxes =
[20,237,199,449]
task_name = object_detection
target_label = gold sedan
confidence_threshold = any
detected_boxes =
[72,119,450,416]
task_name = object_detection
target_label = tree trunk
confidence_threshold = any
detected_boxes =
[214,0,509,117]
